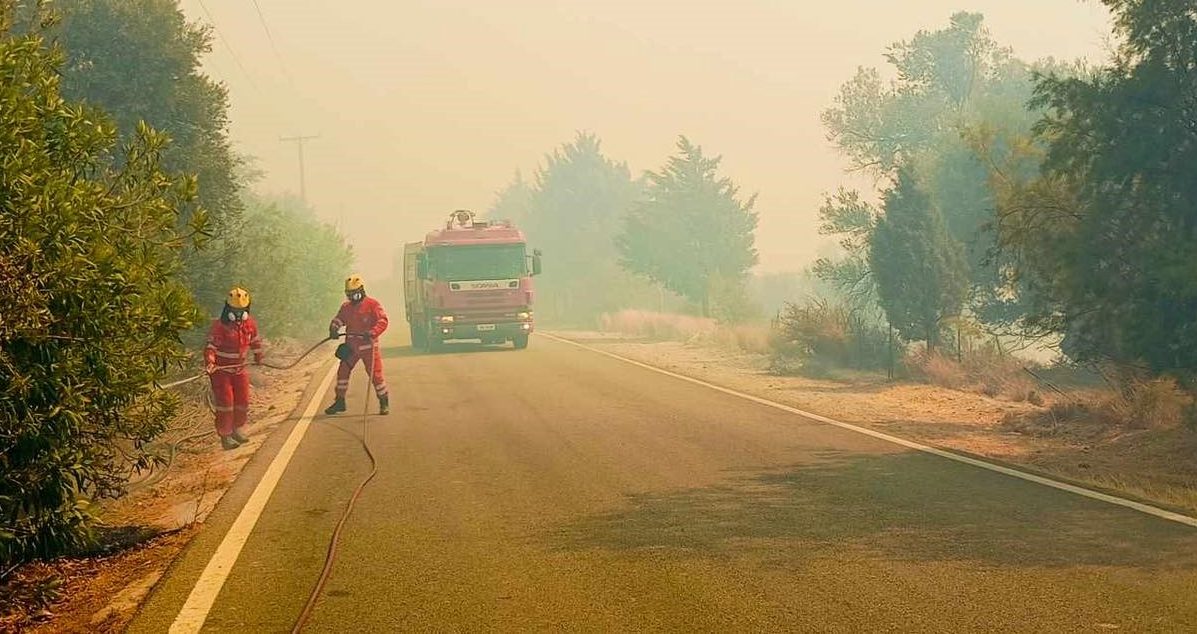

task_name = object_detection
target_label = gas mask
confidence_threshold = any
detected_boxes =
[221,305,249,323]
[347,289,365,303]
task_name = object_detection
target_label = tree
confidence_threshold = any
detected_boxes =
[618,136,759,318]
[821,12,1048,326]
[869,170,967,349]
[522,132,643,324]
[993,0,1197,373]
[232,195,354,341]
[0,5,203,563]
[811,188,881,310]
[486,170,533,227]
[49,0,243,309]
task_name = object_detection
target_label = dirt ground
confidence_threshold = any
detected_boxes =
[558,332,1197,516]
[1,340,330,634]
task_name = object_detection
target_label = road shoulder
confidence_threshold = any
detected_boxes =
[548,331,1197,518]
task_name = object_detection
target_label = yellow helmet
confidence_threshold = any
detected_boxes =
[344,275,365,293]
[227,286,251,310]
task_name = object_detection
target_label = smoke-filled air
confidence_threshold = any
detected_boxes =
[6,1,1197,631]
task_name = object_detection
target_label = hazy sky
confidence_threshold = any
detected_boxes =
[179,0,1112,279]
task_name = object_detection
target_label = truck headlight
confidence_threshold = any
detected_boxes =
[517,311,532,320]
[436,315,455,324]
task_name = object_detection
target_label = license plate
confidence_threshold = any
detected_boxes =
[477,324,496,331]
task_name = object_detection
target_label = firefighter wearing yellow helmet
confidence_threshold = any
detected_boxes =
[326,274,390,415]
[205,286,265,450]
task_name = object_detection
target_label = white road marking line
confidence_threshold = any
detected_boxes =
[542,333,1197,529]
[169,363,339,633]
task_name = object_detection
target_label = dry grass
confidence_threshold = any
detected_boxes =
[908,349,1040,403]
[1004,376,1196,437]
[598,309,770,354]
[1112,376,1195,430]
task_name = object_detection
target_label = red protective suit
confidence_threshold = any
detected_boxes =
[205,316,263,437]
[330,297,389,400]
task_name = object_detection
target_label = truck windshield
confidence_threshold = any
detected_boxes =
[429,244,526,281]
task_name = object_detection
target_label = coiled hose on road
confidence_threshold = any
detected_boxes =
[157,331,382,632]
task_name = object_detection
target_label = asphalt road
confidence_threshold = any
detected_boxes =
[130,334,1197,632]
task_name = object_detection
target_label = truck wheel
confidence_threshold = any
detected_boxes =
[409,323,427,349]
[513,333,530,350]
[425,323,443,353]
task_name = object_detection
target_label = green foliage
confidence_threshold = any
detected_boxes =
[821,12,1046,325]
[618,136,759,318]
[771,298,896,374]
[522,132,647,325]
[486,170,533,228]
[50,0,243,309]
[0,8,201,564]
[993,0,1197,373]
[869,170,967,349]
[225,195,354,341]
[811,188,880,310]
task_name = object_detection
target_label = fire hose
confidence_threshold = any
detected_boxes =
[157,332,382,631]
[155,333,360,390]
[292,377,377,633]
[128,334,354,490]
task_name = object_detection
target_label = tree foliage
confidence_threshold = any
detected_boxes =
[811,188,880,310]
[821,12,1048,325]
[993,0,1197,373]
[521,132,644,324]
[0,6,202,563]
[50,0,242,309]
[617,136,758,318]
[231,195,354,341]
[486,170,533,228]
[869,170,967,349]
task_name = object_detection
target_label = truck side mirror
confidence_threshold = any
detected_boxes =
[417,255,429,280]
[531,250,543,276]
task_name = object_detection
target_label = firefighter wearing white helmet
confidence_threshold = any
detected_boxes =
[326,274,390,415]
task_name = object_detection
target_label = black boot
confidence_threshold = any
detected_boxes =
[220,435,240,451]
[378,395,389,415]
[230,429,249,444]
[324,398,346,415]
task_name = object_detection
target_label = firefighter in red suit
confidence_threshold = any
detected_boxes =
[325,274,390,415]
[205,287,264,450]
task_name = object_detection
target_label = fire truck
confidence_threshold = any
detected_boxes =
[404,210,541,352]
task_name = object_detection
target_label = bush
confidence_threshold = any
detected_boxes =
[770,299,896,373]
[1004,374,1196,435]
[1111,377,1195,430]
[1,15,201,565]
[907,346,1039,401]
[223,195,353,340]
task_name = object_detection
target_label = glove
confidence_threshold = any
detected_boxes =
[205,362,217,375]
[254,353,264,366]
[329,327,340,340]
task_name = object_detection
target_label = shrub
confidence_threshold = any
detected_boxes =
[770,299,896,373]
[907,343,1040,402]
[1111,377,1195,430]
[0,15,201,564]
[226,195,353,340]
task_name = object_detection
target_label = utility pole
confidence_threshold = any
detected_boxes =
[280,133,319,204]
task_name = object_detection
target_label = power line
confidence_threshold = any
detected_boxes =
[249,0,297,89]
[194,0,260,96]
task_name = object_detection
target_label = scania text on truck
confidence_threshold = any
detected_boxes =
[404,210,542,352]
